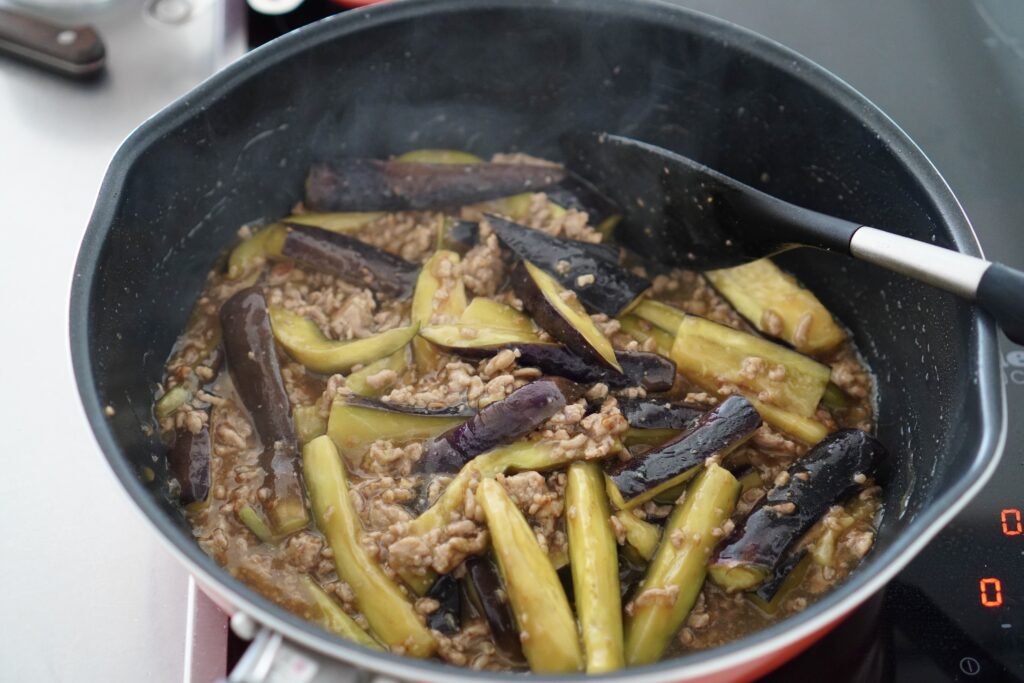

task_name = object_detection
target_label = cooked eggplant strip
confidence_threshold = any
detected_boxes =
[417,378,583,474]
[397,440,567,594]
[566,462,624,673]
[606,395,761,509]
[544,173,623,238]
[303,435,436,656]
[269,306,419,374]
[623,427,681,447]
[709,429,886,592]
[300,575,383,650]
[345,348,409,397]
[734,466,765,497]
[220,287,308,536]
[460,297,537,335]
[237,504,276,544]
[705,259,847,355]
[395,149,483,164]
[511,344,674,391]
[822,381,852,409]
[477,477,583,673]
[511,260,622,372]
[624,464,740,666]
[155,385,193,419]
[418,324,542,357]
[613,509,662,561]
[283,211,383,234]
[293,405,327,445]
[749,398,829,445]
[281,224,418,299]
[463,557,525,663]
[442,219,480,253]
[305,159,566,212]
[227,224,288,280]
[617,314,673,357]
[424,574,462,635]
[751,549,812,608]
[617,397,705,430]
[486,214,648,317]
[168,426,210,505]
[632,298,686,335]
[327,397,473,458]
[411,249,468,372]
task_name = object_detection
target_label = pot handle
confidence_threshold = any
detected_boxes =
[224,623,379,683]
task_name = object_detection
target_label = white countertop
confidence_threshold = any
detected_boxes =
[0,1,242,680]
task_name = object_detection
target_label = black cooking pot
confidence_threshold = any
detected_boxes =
[69,1,1005,681]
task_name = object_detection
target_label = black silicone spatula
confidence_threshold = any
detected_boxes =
[562,132,1024,345]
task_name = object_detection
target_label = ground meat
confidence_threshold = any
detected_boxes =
[462,230,505,297]
[433,619,503,670]
[388,518,489,577]
[352,211,439,263]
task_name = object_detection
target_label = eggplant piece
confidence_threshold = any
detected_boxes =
[749,398,829,445]
[395,148,483,164]
[477,477,584,673]
[511,260,622,372]
[269,306,419,374]
[411,249,468,372]
[238,504,276,544]
[544,173,623,237]
[463,557,524,663]
[220,287,307,536]
[709,429,886,592]
[281,224,418,299]
[283,211,383,234]
[442,219,480,253]
[293,405,327,445]
[303,435,436,656]
[396,441,567,594]
[822,382,852,410]
[424,574,462,635]
[606,395,761,509]
[418,324,541,357]
[632,299,686,335]
[705,259,847,355]
[623,427,681,448]
[305,159,566,212]
[613,509,662,561]
[487,214,649,317]
[168,426,210,505]
[345,348,409,397]
[511,344,674,391]
[417,378,584,474]
[155,385,193,420]
[227,224,288,280]
[301,575,383,649]
[460,297,537,335]
[624,464,740,666]
[566,461,624,674]
[617,314,673,357]
[751,549,812,608]
[617,397,705,430]
[327,396,473,458]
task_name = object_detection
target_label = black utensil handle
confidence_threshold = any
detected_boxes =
[977,263,1024,345]
[0,8,105,77]
[850,227,1024,344]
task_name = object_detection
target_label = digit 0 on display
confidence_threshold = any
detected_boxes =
[980,578,1004,608]
[1001,508,1022,536]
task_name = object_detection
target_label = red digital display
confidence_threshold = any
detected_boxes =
[1001,508,1023,536]
[980,578,1004,608]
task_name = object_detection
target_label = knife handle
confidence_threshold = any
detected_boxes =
[0,8,105,77]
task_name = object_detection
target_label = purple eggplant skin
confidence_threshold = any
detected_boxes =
[545,173,622,229]
[712,429,887,585]
[463,556,525,663]
[606,395,762,503]
[305,160,566,212]
[444,220,480,253]
[754,548,809,603]
[616,397,705,430]
[281,224,418,299]
[417,378,584,474]
[510,344,675,392]
[425,573,462,635]
[168,426,210,504]
[487,214,649,316]
[220,287,304,525]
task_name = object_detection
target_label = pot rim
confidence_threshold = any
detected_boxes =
[69,0,1006,680]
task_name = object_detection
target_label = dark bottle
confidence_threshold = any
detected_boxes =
[246,0,346,48]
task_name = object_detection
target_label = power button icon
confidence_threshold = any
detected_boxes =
[960,656,981,676]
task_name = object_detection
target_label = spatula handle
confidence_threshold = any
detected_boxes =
[850,227,1024,344]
